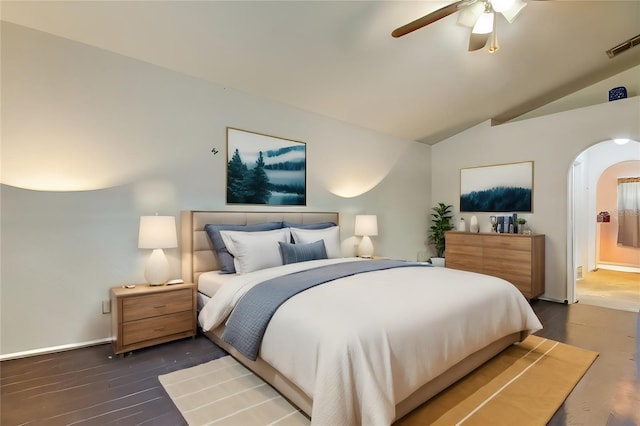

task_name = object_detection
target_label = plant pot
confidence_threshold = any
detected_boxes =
[430,257,445,267]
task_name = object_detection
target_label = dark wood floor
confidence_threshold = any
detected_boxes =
[535,301,639,426]
[1,301,638,425]
[1,335,227,425]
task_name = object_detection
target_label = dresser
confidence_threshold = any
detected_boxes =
[111,282,197,356]
[445,231,545,299]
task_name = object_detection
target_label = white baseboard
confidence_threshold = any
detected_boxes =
[597,264,640,273]
[0,337,112,361]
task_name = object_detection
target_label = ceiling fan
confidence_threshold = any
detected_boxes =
[392,0,528,53]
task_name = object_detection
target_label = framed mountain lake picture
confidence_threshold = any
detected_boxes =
[226,127,306,205]
[460,161,533,212]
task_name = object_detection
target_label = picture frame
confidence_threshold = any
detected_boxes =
[226,127,306,206]
[460,161,533,212]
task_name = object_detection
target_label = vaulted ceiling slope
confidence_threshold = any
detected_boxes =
[2,1,640,145]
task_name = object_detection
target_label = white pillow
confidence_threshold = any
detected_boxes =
[290,226,342,258]
[220,228,291,274]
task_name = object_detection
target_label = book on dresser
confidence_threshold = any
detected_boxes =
[444,231,545,300]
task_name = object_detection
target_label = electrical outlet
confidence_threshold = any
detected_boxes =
[102,300,111,314]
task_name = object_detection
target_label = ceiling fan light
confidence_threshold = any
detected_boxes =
[500,0,527,24]
[457,2,485,28]
[472,12,494,34]
[491,0,515,13]
[469,32,490,51]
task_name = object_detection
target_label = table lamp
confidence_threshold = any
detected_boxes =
[138,215,177,285]
[354,214,378,258]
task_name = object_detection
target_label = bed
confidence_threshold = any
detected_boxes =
[180,210,542,425]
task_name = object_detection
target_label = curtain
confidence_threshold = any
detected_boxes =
[617,177,640,247]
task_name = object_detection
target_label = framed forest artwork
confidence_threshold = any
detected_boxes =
[226,128,306,205]
[460,161,533,212]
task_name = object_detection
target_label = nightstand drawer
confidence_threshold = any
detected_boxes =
[122,311,193,346]
[122,289,192,322]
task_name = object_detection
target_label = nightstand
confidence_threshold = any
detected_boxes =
[110,282,197,356]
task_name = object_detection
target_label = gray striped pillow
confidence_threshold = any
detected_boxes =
[279,240,327,265]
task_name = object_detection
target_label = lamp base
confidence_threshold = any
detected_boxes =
[145,248,170,285]
[357,236,374,258]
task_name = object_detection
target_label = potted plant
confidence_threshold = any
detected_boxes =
[428,203,454,266]
[516,217,527,234]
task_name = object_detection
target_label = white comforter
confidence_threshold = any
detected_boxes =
[198,258,542,426]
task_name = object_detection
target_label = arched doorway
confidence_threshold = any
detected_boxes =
[567,139,640,311]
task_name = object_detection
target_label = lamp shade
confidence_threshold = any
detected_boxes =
[355,214,378,258]
[138,216,177,249]
[354,215,378,236]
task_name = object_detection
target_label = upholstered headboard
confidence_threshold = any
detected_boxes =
[180,210,339,284]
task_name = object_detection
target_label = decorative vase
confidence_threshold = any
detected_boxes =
[470,215,479,233]
[457,218,466,232]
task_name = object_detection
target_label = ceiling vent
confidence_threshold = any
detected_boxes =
[606,33,640,58]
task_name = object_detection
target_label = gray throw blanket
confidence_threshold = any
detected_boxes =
[222,259,429,360]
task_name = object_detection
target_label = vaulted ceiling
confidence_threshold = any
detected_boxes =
[3,1,640,144]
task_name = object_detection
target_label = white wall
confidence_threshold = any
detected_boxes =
[576,141,640,272]
[0,23,431,356]
[571,156,589,281]
[432,97,640,302]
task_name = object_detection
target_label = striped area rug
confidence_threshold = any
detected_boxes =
[158,355,309,425]
[159,335,597,426]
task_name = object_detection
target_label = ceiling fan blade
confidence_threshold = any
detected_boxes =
[457,1,485,28]
[392,1,466,38]
[468,32,490,51]
[500,0,527,23]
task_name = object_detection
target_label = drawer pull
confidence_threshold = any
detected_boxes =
[154,327,166,332]
[154,305,166,309]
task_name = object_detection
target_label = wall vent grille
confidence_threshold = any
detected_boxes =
[606,34,640,58]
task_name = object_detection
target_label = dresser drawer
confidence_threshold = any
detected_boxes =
[444,231,545,300]
[447,245,482,263]
[483,235,531,252]
[446,232,483,273]
[446,232,483,247]
[122,311,194,346]
[446,259,483,273]
[446,243,483,258]
[446,252,483,273]
[483,248,532,269]
[122,289,192,322]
